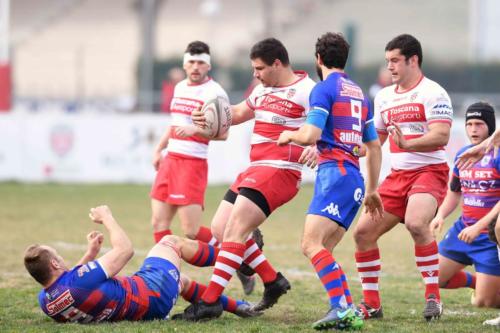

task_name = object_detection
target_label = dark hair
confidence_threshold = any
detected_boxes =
[24,244,53,285]
[250,38,289,66]
[385,34,423,67]
[185,41,210,55]
[488,216,498,244]
[315,32,350,69]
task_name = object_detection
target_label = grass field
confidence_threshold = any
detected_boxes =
[0,183,498,332]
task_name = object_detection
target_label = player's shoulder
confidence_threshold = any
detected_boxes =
[206,78,229,99]
[420,77,450,97]
[375,84,396,99]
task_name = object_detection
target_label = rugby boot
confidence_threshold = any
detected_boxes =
[355,301,383,319]
[252,272,291,311]
[312,307,364,331]
[423,294,443,322]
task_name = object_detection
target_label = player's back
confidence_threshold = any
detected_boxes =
[38,261,164,323]
[312,72,371,167]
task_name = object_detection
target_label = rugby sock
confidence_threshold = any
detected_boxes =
[443,270,476,289]
[355,248,381,309]
[181,280,244,313]
[201,242,246,304]
[243,238,277,283]
[195,226,220,247]
[338,264,353,306]
[415,241,440,300]
[153,229,172,243]
[186,240,219,267]
[311,249,345,308]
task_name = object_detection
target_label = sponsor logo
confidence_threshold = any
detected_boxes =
[244,177,257,183]
[50,125,74,158]
[340,131,362,144]
[321,202,341,219]
[353,188,363,203]
[88,261,97,270]
[46,290,75,315]
[169,194,186,199]
[340,81,364,99]
[271,116,286,125]
[168,269,179,281]
[77,265,90,277]
[463,197,484,207]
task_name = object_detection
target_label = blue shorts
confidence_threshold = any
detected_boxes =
[134,257,181,320]
[307,162,365,230]
[439,220,500,276]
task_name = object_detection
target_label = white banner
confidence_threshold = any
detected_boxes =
[0,113,469,184]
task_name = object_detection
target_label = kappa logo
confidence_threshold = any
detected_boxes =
[481,155,491,167]
[168,269,179,281]
[321,202,341,218]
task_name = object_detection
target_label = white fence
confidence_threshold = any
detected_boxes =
[0,112,469,184]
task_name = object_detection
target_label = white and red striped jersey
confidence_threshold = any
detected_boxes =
[374,76,453,170]
[246,71,316,172]
[167,78,228,159]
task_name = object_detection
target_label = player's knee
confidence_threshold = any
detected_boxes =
[211,225,223,242]
[353,224,375,245]
[181,226,198,240]
[301,238,319,259]
[151,215,169,230]
[160,234,181,247]
[474,295,497,308]
[404,220,426,238]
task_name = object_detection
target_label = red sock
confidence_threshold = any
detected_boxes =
[201,242,246,304]
[195,226,219,247]
[355,248,381,309]
[186,240,219,267]
[243,238,277,283]
[153,229,172,243]
[415,241,440,300]
[444,271,476,289]
[181,280,207,303]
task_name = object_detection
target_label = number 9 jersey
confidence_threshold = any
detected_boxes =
[306,72,377,167]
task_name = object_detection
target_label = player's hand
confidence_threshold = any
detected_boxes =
[191,107,207,129]
[458,224,481,244]
[89,205,113,224]
[455,139,491,170]
[86,231,104,256]
[152,150,162,171]
[429,215,445,237]
[175,125,198,138]
[363,192,384,222]
[298,145,318,168]
[277,131,293,146]
[388,122,409,149]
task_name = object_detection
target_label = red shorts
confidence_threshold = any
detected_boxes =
[378,163,449,220]
[230,166,301,213]
[150,153,208,206]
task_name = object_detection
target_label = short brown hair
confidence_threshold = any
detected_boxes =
[24,244,53,285]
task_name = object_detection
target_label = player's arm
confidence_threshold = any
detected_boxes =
[230,100,256,125]
[75,231,104,266]
[459,200,500,244]
[390,121,450,151]
[277,107,326,146]
[152,127,171,170]
[361,120,384,220]
[456,129,500,169]
[88,206,134,278]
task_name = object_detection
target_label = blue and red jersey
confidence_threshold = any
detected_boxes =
[38,258,177,323]
[306,72,377,167]
[453,145,500,231]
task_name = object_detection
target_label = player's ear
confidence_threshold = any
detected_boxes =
[316,53,323,66]
[273,59,281,68]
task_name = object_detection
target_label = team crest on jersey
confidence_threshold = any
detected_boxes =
[480,155,491,167]
[46,290,75,315]
[410,92,418,102]
[286,88,296,99]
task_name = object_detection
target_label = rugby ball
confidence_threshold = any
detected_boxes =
[200,96,232,138]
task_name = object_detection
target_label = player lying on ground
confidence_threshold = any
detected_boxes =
[430,102,499,307]
[24,205,261,323]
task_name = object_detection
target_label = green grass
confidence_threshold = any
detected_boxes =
[0,183,497,332]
